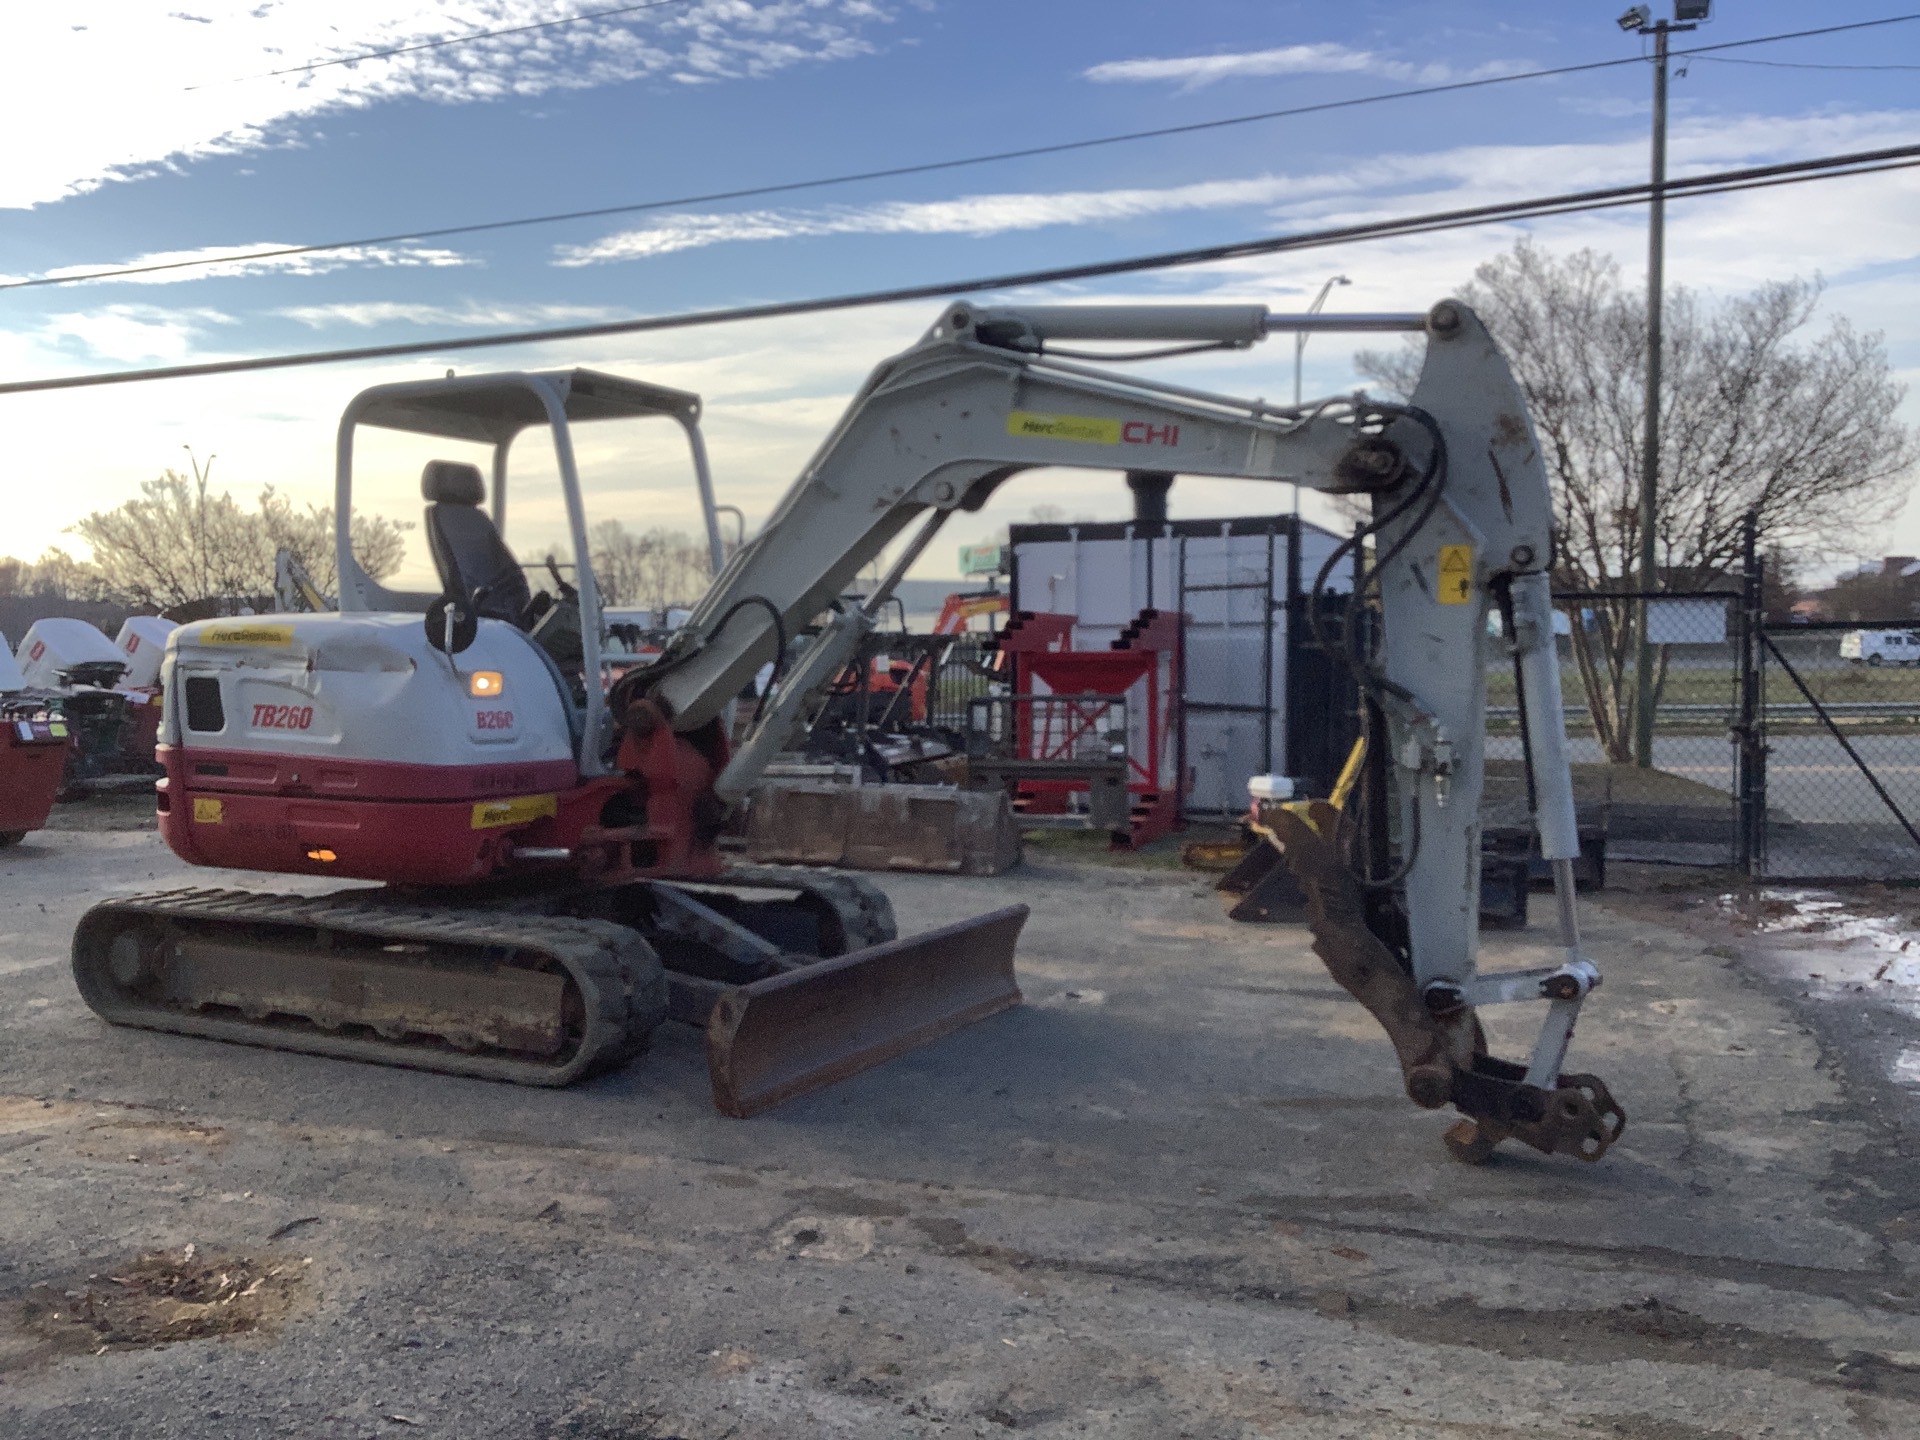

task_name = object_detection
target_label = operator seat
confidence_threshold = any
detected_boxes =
[421,460,531,625]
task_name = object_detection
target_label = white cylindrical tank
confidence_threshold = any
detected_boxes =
[113,616,178,690]
[16,618,126,689]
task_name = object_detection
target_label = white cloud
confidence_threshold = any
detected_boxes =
[7,106,1918,574]
[3,1,901,210]
[552,176,1317,264]
[1082,42,1526,90]
[552,106,1920,268]
[276,300,618,329]
[38,304,238,364]
[1,240,473,290]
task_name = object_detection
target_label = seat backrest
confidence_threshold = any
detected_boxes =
[421,461,531,624]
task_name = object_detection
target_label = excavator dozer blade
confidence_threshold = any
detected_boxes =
[705,904,1027,1118]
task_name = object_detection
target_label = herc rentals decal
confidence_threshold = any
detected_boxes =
[1007,412,1181,447]
[201,623,295,647]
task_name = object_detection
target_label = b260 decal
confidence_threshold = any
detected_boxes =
[474,710,515,731]
[251,703,315,730]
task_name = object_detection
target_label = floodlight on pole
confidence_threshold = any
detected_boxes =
[1622,2,1708,769]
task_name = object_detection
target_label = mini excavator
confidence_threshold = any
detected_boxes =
[72,299,1622,1160]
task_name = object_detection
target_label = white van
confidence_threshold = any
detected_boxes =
[1840,629,1920,666]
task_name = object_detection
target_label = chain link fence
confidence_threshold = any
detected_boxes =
[1486,591,1742,870]
[1754,622,1920,879]
[1480,563,1920,882]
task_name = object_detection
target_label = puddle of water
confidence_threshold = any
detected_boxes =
[1701,886,1920,1094]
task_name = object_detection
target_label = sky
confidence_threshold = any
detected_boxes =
[2,0,1917,593]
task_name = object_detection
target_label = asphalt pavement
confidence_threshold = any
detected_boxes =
[3,819,1919,1438]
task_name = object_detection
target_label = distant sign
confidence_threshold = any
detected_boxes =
[1646,597,1728,645]
[959,542,1006,576]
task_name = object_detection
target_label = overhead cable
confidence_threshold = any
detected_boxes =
[3,141,1914,399]
[16,10,1919,294]
[1690,54,1920,71]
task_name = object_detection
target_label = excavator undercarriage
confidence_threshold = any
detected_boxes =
[73,868,1025,1115]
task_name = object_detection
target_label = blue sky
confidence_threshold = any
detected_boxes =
[3,0,1917,588]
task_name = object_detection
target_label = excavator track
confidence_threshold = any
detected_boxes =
[72,889,669,1087]
[700,864,899,952]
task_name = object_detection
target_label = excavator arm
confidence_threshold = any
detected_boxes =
[636,298,1621,1161]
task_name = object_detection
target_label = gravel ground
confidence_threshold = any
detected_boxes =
[2,821,1918,1438]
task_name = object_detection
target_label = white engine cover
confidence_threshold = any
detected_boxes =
[0,631,25,693]
[162,612,575,771]
[17,618,126,688]
[114,616,178,690]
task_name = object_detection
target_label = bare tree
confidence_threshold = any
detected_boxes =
[258,487,410,599]
[72,471,271,610]
[1358,240,1916,761]
[589,520,711,614]
[0,548,116,603]
[72,469,411,611]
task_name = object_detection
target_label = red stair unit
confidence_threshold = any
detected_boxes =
[992,608,1183,848]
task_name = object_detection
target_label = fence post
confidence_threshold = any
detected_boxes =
[1735,512,1766,878]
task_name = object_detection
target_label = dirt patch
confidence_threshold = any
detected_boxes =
[44,792,158,833]
[72,1117,226,1166]
[17,1245,305,1355]
[1483,758,1733,832]
[1359,1294,1920,1401]
[784,1185,907,1217]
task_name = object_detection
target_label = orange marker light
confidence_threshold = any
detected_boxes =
[468,670,505,698]
[306,848,337,863]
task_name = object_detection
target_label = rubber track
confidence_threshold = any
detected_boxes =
[73,887,668,1087]
[704,864,899,953]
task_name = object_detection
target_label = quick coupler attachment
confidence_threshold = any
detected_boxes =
[1268,801,1625,1164]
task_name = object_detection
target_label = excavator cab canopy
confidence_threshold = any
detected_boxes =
[333,367,724,777]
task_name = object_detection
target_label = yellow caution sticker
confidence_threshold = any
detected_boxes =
[193,797,225,824]
[471,794,558,830]
[1437,544,1474,605]
[201,623,294,647]
[1007,410,1122,445]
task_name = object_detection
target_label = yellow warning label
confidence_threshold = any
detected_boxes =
[1007,410,1123,445]
[193,797,225,824]
[471,794,558,830]
[201,623,294,647]
[1437,544,1474,605]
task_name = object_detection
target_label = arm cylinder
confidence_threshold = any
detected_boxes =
[1513,571,1580,861]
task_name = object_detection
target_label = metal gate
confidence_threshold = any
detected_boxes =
[1489,512,1920,882]
[1176,530,1281,818]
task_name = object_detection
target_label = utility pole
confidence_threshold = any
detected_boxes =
[1620,1,1706,768]
[1291,273,1350,524]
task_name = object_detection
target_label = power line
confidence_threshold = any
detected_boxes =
[189,0,697,90]
[3,142,1913,399]
[1690,54,1920,72]
[17,10,1919,295]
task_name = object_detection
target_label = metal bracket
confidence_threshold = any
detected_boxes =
[1425,958,1600,1011]
[649,885,784,969]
